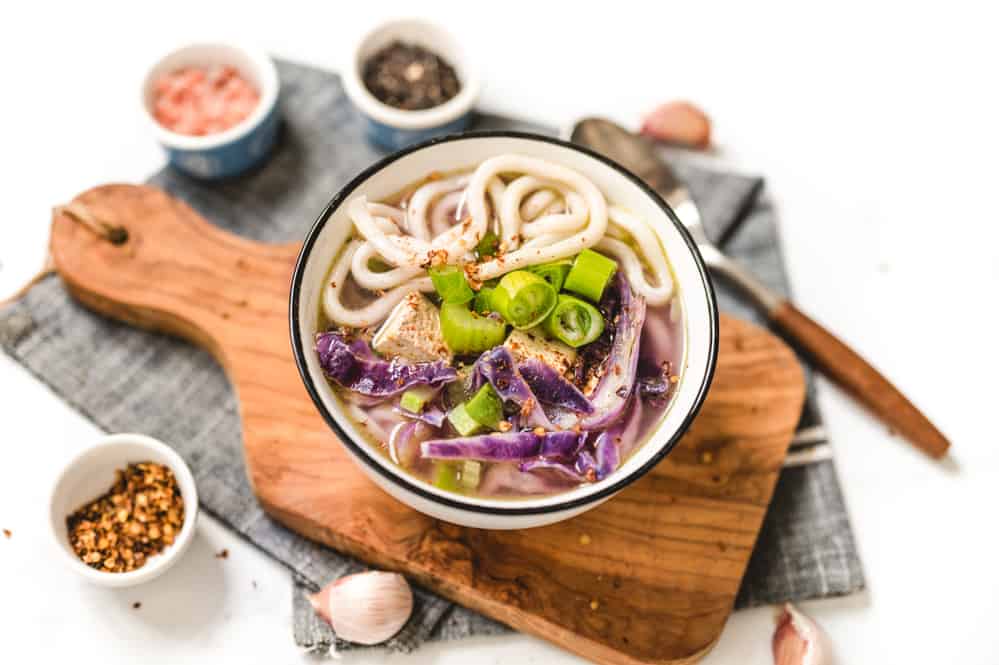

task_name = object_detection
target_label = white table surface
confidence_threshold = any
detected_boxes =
[2,1,997,662]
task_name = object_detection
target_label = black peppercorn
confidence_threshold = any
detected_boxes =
[362,41,461,111]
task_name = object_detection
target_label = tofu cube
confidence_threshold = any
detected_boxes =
[372,292,451,363]
[503,329,576,376]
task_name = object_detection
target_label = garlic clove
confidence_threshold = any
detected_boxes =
[309,571,414,645]
[640,101,712,149]
[773,603,833,665]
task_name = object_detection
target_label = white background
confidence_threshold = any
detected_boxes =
[2,1,997,662]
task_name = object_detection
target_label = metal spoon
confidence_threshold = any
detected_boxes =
[569,117,950,459]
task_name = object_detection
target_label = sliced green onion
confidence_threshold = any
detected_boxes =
[473,287,496,315]
[460,460,482,489]
[564,249,618,302]
[464,384,502,430]
[433,462,461,491]
[447,403,483,436]
[491,270,558,330]
[529,260,573,293]
[428,265,475,304]
[543,294,606,347]
[440,303,508,354]
[400,386,436,414]
[475,231,500,258]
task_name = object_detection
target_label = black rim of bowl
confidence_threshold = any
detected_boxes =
[289,130,719,516]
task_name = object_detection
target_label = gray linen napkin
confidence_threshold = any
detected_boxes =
[0,60,862,654]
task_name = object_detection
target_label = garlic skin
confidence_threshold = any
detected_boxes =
[773,603,833,665]
[309,571,414,645]
[640,101,712,149]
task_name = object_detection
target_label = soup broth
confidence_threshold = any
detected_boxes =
[315,155,685,499]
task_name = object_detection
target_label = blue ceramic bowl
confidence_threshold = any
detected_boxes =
[142,43,281,180]
[343,20,481,151]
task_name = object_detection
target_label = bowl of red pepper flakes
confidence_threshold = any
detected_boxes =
[49,433,199,587]
[141,42,281,180]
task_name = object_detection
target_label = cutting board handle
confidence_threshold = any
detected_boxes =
[49,184,300,370]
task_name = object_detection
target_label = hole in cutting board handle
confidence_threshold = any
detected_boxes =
[106,226,129,245]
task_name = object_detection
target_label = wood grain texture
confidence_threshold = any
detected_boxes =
[770,301,949,458]
[50,184,806,665]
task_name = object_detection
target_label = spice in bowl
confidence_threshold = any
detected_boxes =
[152,65,260,136]
[362,41,461,111]
[66,461,185,573]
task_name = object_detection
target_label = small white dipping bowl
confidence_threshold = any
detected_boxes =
[49,433,199,587]
[290,132,718,529]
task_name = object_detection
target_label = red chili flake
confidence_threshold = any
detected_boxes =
[215,548,229,559]
[132,602,142,609]
[2,529,10,538]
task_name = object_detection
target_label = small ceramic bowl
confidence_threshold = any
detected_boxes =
[343,19,481,151]
[290,132,719,530]
[141,42,281,179]
[49,433,199,587]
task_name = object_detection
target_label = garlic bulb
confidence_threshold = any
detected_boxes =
[640,101,712,149]
[773,603,833,665]
[309,571,413,645]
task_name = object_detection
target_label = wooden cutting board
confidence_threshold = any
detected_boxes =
[50,184,806,665]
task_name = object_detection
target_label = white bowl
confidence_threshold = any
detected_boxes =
[140,42,281,179]
[290,132,719,529]
[343,19,481,150]
[49,433,199,587]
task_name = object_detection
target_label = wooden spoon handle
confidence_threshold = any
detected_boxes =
[770,300,950,458]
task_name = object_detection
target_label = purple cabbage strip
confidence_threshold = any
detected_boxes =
[393,405,446,428]
[580,274,647,429]
[389,420,436,468]
[519,457,590,482]
[473,347,553,429]
[637,358,672,407]
[518,359,594,414]
[421,430,584,462]
[479,464,575,496]
[315,332,457,397]
[574,450,598,480]
[637,374,670,405]
[591,394,644,480]
[542,430,587,458]
[347,338,376,359]
[593,434,620,480]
